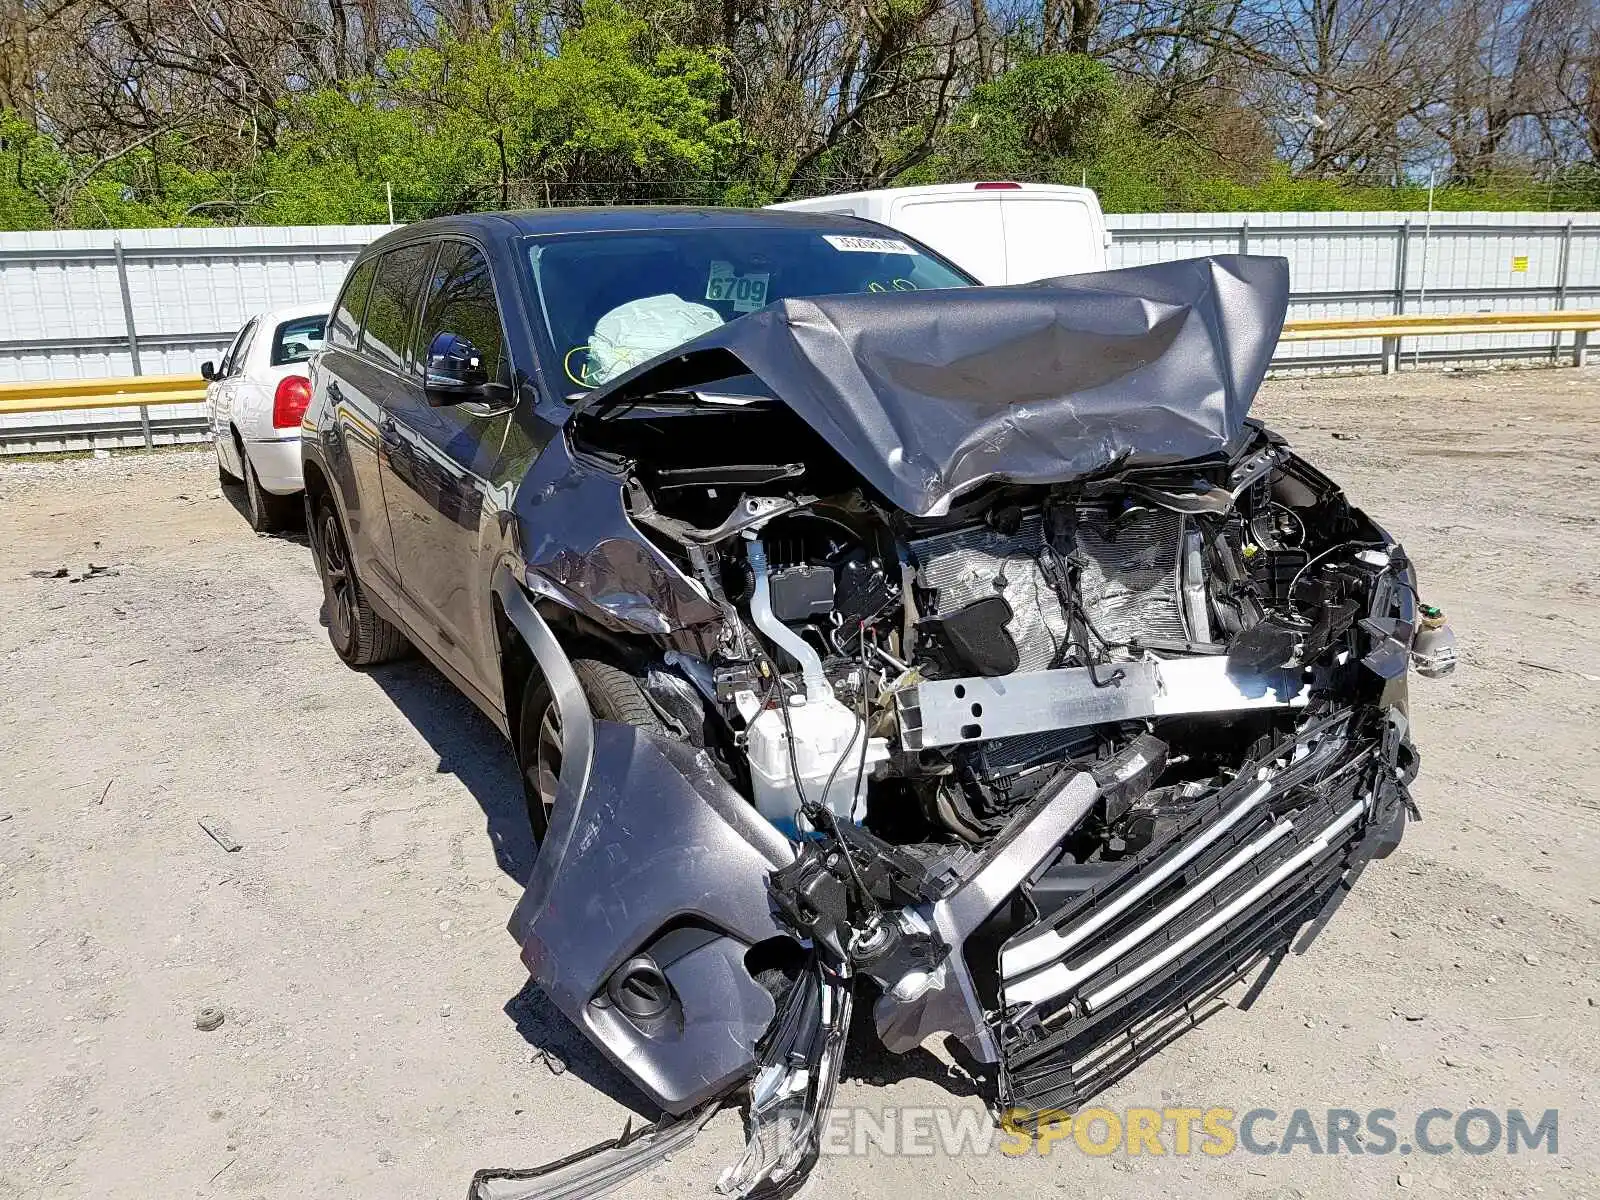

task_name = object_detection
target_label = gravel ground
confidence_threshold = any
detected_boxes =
[2,367,1597,1200]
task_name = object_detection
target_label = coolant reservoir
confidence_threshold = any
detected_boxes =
[746,695,890,835]
[1411,605,1457,678]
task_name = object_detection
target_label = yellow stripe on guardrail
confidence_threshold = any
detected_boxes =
[1279,309,1597,372]
[0,374,207,416]
[1281,310,1600,339]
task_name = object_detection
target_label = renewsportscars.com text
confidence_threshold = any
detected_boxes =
[815,1106,1559,1158]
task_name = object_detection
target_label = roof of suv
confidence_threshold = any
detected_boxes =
[361,206,892,255]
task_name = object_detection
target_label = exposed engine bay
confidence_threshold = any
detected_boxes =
[614,414,1414,847]
[474,256,1454,1200]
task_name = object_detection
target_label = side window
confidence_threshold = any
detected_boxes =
[330,259,375,351]
[416,241,509,385]
[362,244,436,372]
[216,325,248,377]
[227,320,258,377]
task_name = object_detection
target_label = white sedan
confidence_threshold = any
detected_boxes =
[204,303,328,532]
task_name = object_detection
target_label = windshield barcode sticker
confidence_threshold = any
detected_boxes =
[823,234,915,255]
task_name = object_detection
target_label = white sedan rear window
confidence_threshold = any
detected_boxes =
[272,315,328,366]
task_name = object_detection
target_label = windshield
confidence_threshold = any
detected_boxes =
[271,315,328,366]
[526,226,972,388]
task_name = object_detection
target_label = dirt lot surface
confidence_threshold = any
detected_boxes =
[3,367,1597,1200]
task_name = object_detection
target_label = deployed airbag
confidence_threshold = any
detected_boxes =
[589,293,725,384]
[581,255,1289,516]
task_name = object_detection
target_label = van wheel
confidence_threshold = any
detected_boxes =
[518,659,662,846]
[310,498,409,667]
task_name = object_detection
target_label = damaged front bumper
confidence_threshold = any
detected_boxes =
[995,707,1414,1119]
[484,572,1417,1196]
[469,958,854,1200]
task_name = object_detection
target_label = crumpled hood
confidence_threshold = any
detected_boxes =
[580,254,1290,517]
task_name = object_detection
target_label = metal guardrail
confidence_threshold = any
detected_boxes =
[1,306,1593,451]
[0,374,207,413]
[0,374,207,449]
[1277,309,1598,373]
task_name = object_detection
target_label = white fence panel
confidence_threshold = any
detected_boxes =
[0,224,393,447]
[1107,210,1600,368]
[3,210,1598,451]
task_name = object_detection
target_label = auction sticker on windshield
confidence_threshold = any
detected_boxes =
[823,234,915,255]
[706,260,771,312]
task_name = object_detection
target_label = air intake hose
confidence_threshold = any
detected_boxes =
[745,535,831,702]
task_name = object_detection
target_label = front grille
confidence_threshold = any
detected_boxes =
[997,753,1380,1119]
[910,507,1188,671]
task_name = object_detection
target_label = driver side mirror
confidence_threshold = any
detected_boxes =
[200,360,218,381]
[423,331,490,406]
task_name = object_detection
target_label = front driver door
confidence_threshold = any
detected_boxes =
[320,256,406,591]
[210,319,256,475]
[381,239,515,702]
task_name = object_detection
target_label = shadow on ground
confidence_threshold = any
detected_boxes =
[503,977,665,1118]
[358,648,666,1116]
[307,573,531,881]
[218,474,310,541]
[841,989,989,1100]
[364,654,535,884]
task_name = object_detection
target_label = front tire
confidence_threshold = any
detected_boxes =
[310,498,409,667]
[517,659,663,846]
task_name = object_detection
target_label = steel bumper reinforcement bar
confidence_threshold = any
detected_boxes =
[895,657,1308,750]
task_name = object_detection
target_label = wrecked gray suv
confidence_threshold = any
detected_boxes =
[300,209,1453,1199]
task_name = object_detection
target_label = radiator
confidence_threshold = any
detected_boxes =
[910,506,1189,671]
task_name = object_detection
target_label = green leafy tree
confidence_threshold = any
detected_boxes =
[272,2,738,219]
[918,54,1125,183]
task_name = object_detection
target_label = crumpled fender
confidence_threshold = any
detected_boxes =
[510,435,720,636]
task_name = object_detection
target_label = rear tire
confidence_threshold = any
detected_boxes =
[310,498,409,667]
[517,659,663,846]
[243,452,299,534]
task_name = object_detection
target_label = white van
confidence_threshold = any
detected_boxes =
[769,182,1111,285]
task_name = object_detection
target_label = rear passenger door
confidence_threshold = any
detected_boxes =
[381,239,514,699]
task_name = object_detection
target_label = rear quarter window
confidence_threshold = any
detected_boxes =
[329,260,376,351]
